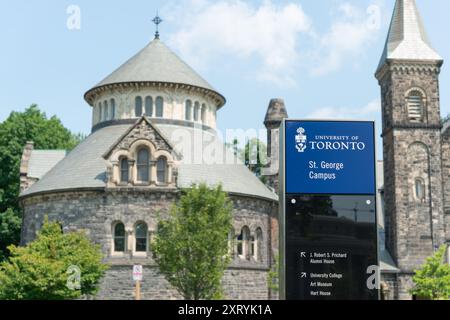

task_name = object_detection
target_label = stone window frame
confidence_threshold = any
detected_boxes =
[136,147,151,185]
[235,225,264,263]
[133,221,149,257]
[111,221,127,257]
[405,87,427,123]
[414,177,426,204]
[185,99,193,121]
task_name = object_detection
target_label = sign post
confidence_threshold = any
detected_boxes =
[133,265,143,300]
[280,120,379,300]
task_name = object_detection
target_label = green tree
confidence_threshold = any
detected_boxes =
[0,105,84,260]
[0,217,108,300]
[152,184,233,300]
[410,245,450,300]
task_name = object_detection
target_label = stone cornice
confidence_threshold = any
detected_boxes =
[84,81,226,109]
[382,124,442,137]
[375,59,443,82]
[91,117,216,134]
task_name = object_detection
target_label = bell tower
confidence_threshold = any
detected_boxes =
[375,0,446,299]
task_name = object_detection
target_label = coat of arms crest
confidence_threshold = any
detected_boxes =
[295,127,307,153]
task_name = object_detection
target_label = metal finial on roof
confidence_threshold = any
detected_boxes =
[152,13,163,39]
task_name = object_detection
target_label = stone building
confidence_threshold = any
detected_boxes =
[19,34,278,300]
[19,0,450,300]
[375,0,450,299]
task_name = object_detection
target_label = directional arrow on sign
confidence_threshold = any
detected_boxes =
[300,252,306,258]
[301,272,307,278]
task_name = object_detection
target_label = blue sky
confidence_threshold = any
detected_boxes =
[1,0,449,160]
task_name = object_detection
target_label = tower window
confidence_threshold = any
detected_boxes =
[156,97,164,118]
[135,222,148,253]
[113,222,126,253]
[185,100,192,121]
[110,99,116,120]
[145,96,153,117]
[407,91,424,123]
[201,104,206,123]
[137,148,150,183]
[97,103,101,122]
[194,102,200,122]
[157,156,168,184]
[120,158,129,183]
[237,227,250,260]
[135,96,143,117]
[415,178,425,202]
[104,101,109,120]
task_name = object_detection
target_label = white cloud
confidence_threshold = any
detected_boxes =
[311,3,381,76]
[162,0,383,85]
[306,99,380,120]
[163,0,311,87]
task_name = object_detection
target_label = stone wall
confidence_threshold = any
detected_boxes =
[20,189,276,300]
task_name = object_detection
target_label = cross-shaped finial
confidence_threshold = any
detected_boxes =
[152,13,163,39]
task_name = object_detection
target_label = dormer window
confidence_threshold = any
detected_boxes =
[407,90,425,123]
[137,148,150,183]
[157,157,168,184]
[120,158,129,183]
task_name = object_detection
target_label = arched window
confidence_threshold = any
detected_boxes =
[104,101,109,120]
[120,158,129,183]
[407,90,425,123]
[135,222,148,252]
[201,104,206,123]
[185,100,192,121]
[137,148,150,183]
[155,97,164,117]
[135,96,143,117]
[194,102,200,122]
[157,157,168,184]
[228,230,235,255]
[249,235,255,258]
[110,99,116,120]
[113,222,126,253]
[98,103,102,122]
[145,96,153,117]
[237,227,250,259]
[415,178,425,202]
[255,228,263,261]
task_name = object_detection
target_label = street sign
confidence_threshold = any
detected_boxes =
[133,265,143,281]
[280,120,379,300]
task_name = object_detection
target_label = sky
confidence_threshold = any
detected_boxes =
[1,0,450,160]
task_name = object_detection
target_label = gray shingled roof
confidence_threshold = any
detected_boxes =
[28,150,67,179]
[377,0,442,71]
[21,123,277,201]
[91,39,217,92]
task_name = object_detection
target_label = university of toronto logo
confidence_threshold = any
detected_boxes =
[295,127,307,153]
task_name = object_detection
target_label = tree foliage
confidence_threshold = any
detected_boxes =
[410,245,450,300]
[0,105,84,260]
[152,184,233,300]
[0,217,108,300]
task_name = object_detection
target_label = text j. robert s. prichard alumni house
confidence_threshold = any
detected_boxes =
[18,0,450,300]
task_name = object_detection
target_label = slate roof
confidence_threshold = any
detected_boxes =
[377,0,442,72]
[89,39,217,94]
[27,150,67,179]
[20,122,277,201]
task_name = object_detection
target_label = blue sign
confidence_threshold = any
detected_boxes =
[285,120,376,195]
